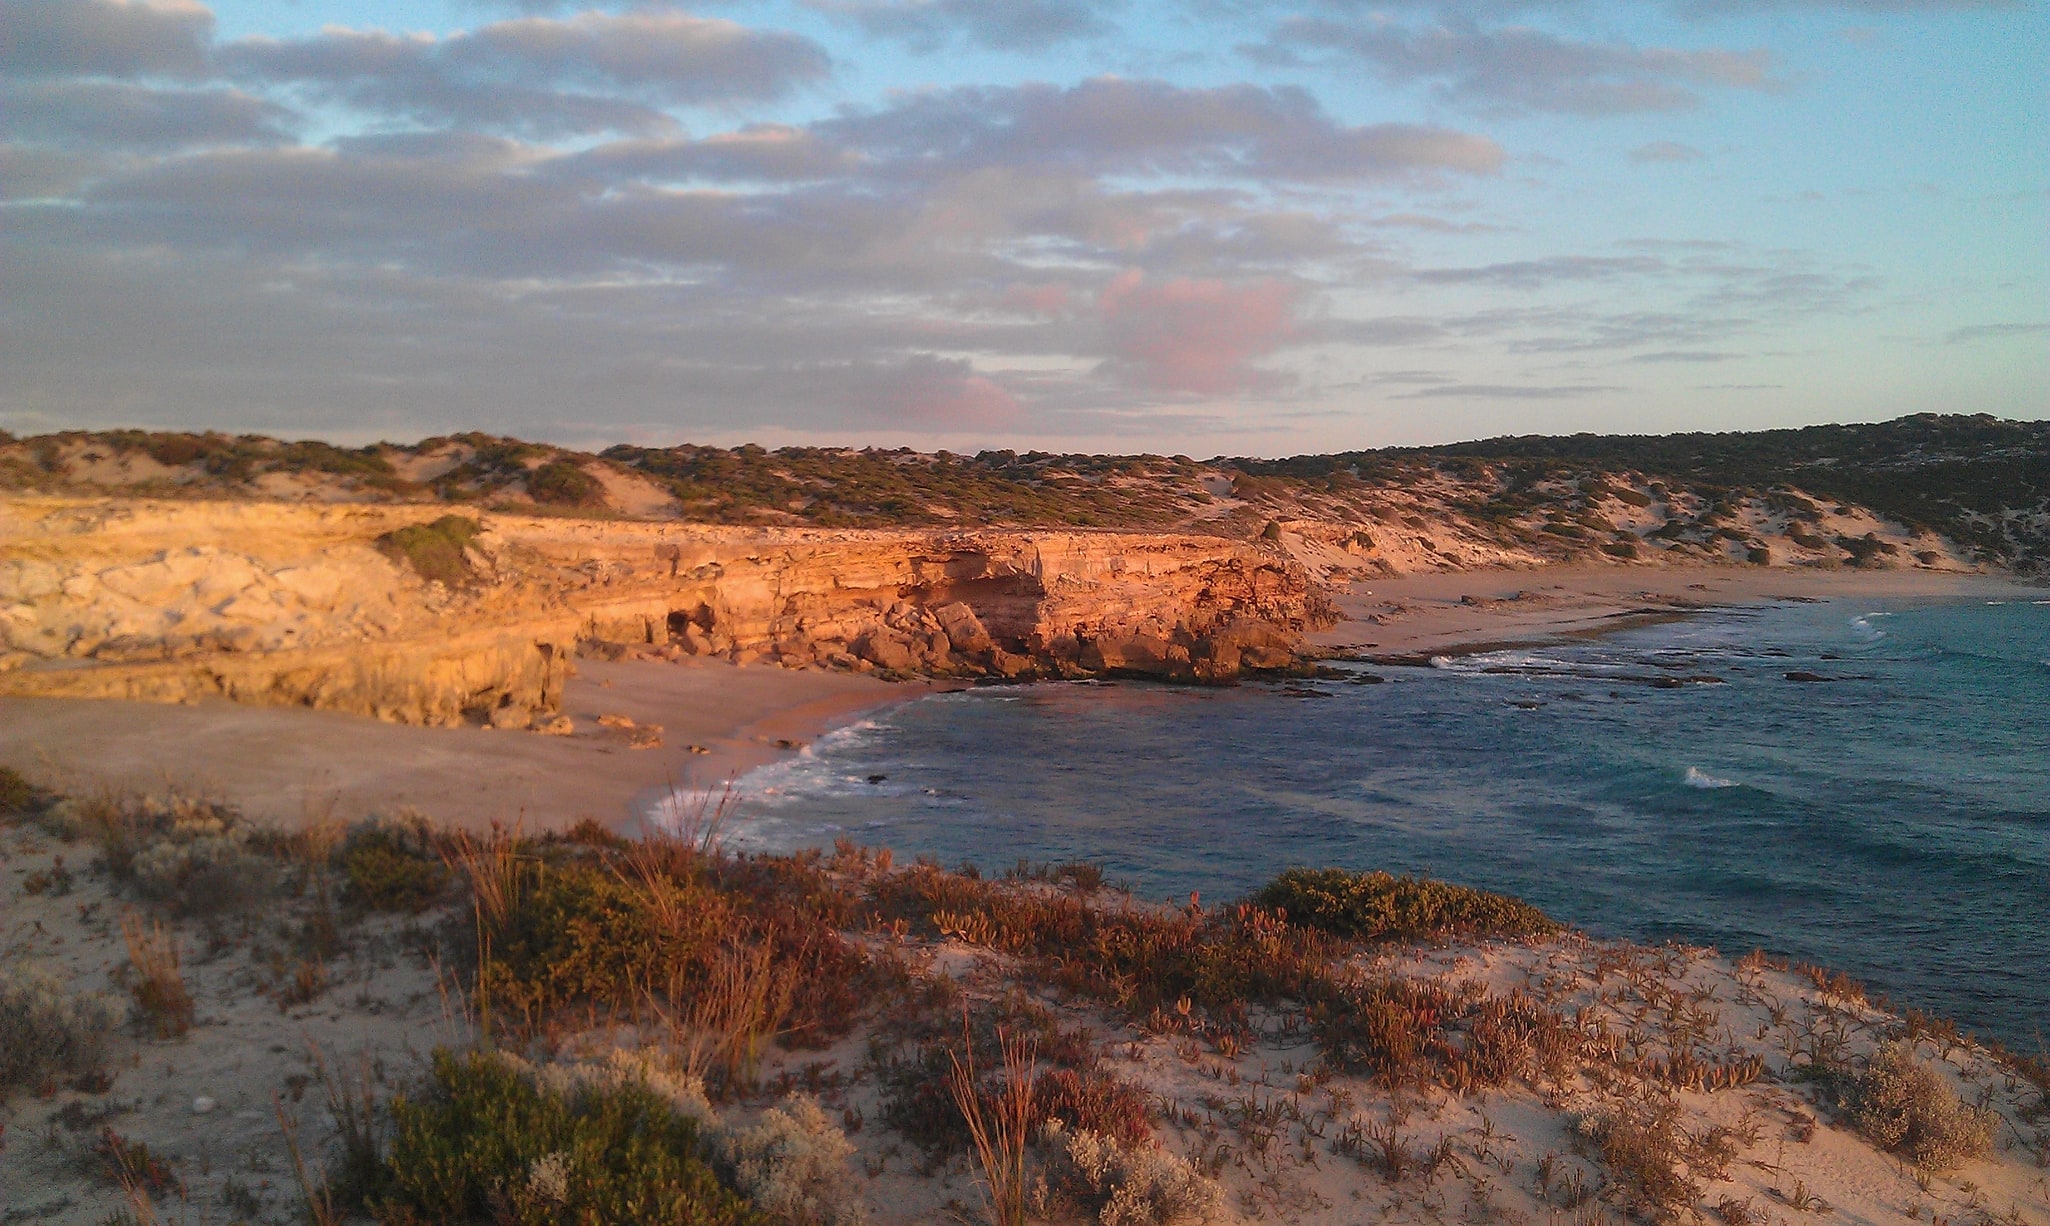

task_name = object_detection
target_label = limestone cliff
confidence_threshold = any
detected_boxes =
[0,497,1323,726]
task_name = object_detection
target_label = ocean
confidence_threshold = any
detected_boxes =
[692,596,2050,1050]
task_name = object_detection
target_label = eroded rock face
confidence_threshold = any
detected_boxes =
[0,497,1321,725]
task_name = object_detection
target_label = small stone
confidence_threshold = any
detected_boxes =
[192,1096,217,1115]
[534,715,575,736]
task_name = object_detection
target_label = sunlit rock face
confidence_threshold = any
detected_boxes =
[0,498,1323,725]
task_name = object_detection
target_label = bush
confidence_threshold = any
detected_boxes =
[376,515,482,586]
[1041,1121,1225,1226]
[340,816,449,912]
[0,765,36,814]
[1846,1042,1992,1170]
[1254,868,1559,942]
[0,965,115,1099]
[116,800,273,917]
[383,1049,763,1225]
[527,460,605,507]
[717,1094,868,1226]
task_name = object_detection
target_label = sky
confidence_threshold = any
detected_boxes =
[1,0,2044,455]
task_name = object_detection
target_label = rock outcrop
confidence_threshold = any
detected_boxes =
[0,497,1323,726]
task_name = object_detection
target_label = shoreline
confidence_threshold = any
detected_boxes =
[0,658,937,834]
[2,563,2040,835]
[1306,562,2045,661]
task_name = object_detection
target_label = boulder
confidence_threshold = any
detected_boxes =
[931,602,994,655]
[852,628,916,672]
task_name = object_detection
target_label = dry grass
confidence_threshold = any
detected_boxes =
[120,912,194,1038]
[949,1020,1039,1226]
[647,931,801,1092]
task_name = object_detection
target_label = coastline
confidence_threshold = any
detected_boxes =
[1307,562,2046,660]
[2,563,2039,835]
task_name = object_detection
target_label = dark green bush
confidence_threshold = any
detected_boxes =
[376,515,482,586]
[383,1049,761,1225]
[527,460,605,507]
[340,821,449,912]
[1254,868,1559,942]
[0,766,34,814]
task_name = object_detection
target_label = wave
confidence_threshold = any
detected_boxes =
[1683,766,1736,789]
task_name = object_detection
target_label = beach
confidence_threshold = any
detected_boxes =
[1309,563,2042,657]
[0,658,936,834]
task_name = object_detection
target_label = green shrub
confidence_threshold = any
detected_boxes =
[528,460,605,507]
[340,818,449,912]
[1254,868,1559,942]
[0,766,35,815]
[484,860,729,1021]
[383,1049,763,1225]
[376,515,482,586]
[0,965,115,1099]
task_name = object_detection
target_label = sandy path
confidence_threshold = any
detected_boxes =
[0,659,936,833]
[1309,563,2046,658]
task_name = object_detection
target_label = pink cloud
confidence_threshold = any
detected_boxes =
[847,355,1023,427]
[1097,269,1298,394]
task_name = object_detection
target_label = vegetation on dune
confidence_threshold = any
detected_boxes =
[601,443,1205,529]
[1253,867,1561,942]
[375,514,483,586]
[6,776,2043,1225]
[382,1049,763,1226]
[4,415,2044,564]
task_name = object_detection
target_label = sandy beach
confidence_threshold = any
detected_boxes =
[1309,563,2047,658]
[2,563,2040,835]
[0,659,937,834]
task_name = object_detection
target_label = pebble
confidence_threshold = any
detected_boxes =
[192,1096,217,1115]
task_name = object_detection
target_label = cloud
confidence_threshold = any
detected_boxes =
[808,0,1116,52]
[220,12,831,137]
[1097,269,1300,393]
[0,79,294,151]
[1630,141,1703,162]
[1255,17,1777,114]
[827,77,1503,182]
[1399,382,1625,398]
[1413,254,1667,287]
[0,0,212,80]
[1945,322,2048,343]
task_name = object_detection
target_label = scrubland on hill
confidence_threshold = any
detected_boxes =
[3,769,2047,1226]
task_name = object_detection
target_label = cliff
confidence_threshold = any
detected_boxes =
[0,497,1324,726]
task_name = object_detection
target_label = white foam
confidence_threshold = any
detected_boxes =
[1683,766,1736,789]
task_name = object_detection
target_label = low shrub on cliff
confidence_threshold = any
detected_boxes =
[1254,867,1560,942]
[526,459,605,507]
[382,1048,762,1226]
[376,515,481,587]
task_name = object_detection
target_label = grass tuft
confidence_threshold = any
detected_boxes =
[120,912,195,1038]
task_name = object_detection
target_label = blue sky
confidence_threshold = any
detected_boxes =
[2,0,2042,454]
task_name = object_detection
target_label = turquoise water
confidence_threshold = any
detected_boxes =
[709,596,2050,1050]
